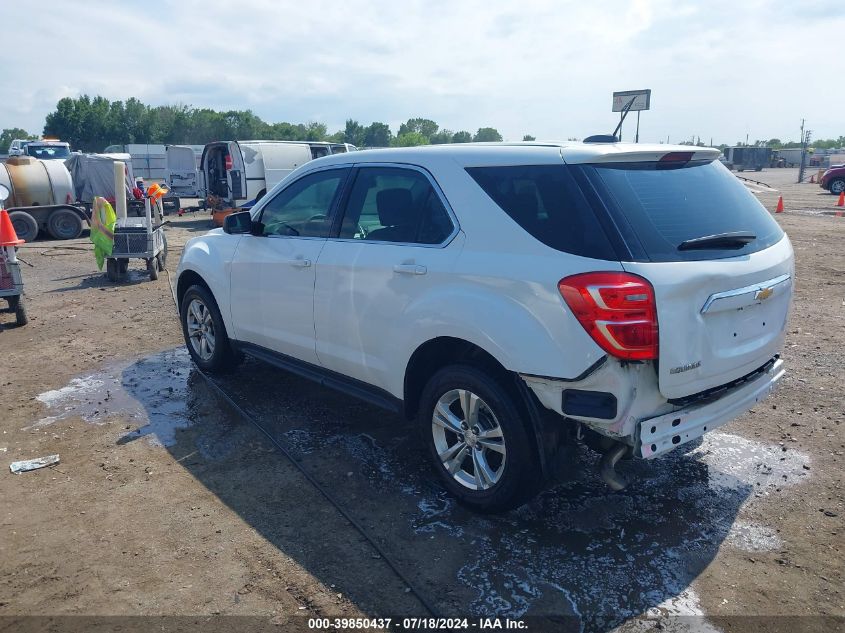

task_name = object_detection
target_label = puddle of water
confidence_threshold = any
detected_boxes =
[270,412,811,628]
[32,350,812,630]
[28,373,142,430]
[690,432,810,494]
[725,520,782,552]
[29,348,207,449]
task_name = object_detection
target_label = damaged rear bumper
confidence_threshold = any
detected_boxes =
[637,358,785,458]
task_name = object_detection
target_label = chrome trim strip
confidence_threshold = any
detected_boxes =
[699,273,791,314]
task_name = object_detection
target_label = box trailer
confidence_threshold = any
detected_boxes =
[723,146,772,172]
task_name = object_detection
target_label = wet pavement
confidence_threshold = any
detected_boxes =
[28,347,812,631]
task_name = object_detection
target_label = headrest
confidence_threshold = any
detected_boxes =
[376,188,414,226]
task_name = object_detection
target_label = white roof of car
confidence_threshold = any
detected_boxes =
[28,140,70,146]
[309,141,720,167]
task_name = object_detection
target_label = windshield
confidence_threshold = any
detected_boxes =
[26,145,71,160]
[579,160,784,262]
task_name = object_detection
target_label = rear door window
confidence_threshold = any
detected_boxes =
[466,165,617,260]
[580,160,784,262]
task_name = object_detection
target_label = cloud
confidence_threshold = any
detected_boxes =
[3,0,843,144]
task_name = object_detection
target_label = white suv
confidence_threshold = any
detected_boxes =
[176,142,793,512]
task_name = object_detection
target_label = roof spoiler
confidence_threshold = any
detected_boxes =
[584,135,619,144]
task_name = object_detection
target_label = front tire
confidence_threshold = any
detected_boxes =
[418,365,541,513]
[829,178,845,195]
[180,284,237,372]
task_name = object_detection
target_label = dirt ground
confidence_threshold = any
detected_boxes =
[1,168,843,632]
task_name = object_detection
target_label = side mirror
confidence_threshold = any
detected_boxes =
[223,211,253,235]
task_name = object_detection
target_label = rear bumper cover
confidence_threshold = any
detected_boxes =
[637,358,784,458]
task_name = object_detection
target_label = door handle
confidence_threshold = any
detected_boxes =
[289,258,312,268]
[393,264,427,275]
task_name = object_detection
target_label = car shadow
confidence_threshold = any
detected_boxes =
[47,267,154,291]
[111,347,805,630]
[170,217,216,233]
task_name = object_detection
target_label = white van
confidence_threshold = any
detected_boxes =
[199,140,356,207]
[104,144,168,183]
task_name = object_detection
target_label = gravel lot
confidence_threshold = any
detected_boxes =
[1,169,843,632]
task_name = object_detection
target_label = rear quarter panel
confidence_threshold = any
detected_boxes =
[383,157,618,397]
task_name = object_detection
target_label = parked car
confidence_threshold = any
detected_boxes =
[7,139,33,156]
[176,142,793,512]
[199,140,356,208]
[819,164,845,195]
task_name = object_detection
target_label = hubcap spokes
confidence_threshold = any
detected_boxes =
[186,299,215,360]
[432,389,506,491]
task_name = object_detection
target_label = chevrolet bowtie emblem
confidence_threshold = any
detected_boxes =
[755,286,774,301]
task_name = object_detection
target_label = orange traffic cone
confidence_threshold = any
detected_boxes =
[775,196,784,213]
[809,174,815,183]
[837,191,845,208]
[0,209,24,246]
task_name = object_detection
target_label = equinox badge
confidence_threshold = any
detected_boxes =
[669,360,701,375]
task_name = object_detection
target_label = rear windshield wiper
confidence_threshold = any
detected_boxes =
[677,231,756,251]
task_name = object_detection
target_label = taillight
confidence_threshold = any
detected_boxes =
[224,154,233,171]
[558,272,658,361]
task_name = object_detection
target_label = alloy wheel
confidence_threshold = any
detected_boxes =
[186,298,215,361]
[431,389,506,490]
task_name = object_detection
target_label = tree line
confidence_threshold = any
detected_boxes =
[4,96,843,153]
[4,96,512,152]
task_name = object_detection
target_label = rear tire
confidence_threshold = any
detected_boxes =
[180,284,237,372]
[106,258,128,282]
[147,258,159,281]
[47,209,83,240]
[10,295,27,326]
[8,211,38,243]
[418,365,541,513]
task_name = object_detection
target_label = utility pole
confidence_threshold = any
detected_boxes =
[798,119,812,184]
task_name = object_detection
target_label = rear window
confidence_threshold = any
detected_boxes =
[466,165,616,260]
[580,160,784,262]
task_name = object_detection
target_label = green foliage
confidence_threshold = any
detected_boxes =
[451,131,472,143]
[522,134,536,141]
[473,127,503,142]
[343,119,366,146]
[1,127,38,152]
[363,122,393,147]
[398,118,439,139]
[429,130,454,144]
[391,131,429,147]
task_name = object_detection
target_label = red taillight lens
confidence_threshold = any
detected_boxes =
[558,272,658,361]
[224,154,233,171]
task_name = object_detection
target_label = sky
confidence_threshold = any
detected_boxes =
[3,0,843,145]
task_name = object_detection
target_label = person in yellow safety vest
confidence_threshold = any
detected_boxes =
[90,196,116,270]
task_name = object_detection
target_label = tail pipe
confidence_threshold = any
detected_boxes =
[600,442,629,491]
